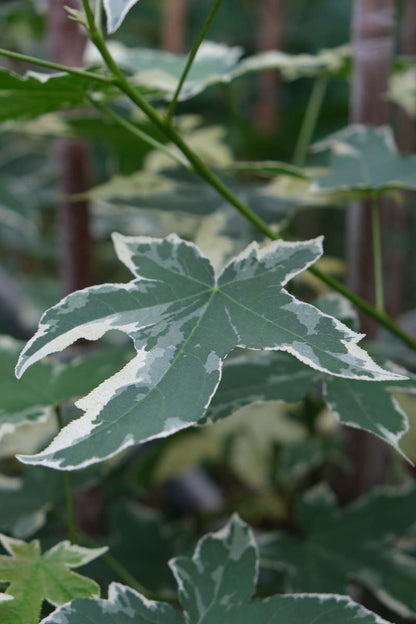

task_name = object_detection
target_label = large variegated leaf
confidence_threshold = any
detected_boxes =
[42,516,391,624]
[312,125,416,196]
[0,535,106,624]
[0,336,128,441]
[15,234,402,471]
[260,484,416,618]
[0,69,114,122]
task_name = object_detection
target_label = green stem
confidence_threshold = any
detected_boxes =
[55,406,77,544]
[0,47,114,84]
[94,0,103,35]
[371,195,385,314]
[293,73,328,167]
[76,7,416,351]
[166,0,224,124]
[88,97,190,168]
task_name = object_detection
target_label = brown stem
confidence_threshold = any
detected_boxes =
[161,0,188,53]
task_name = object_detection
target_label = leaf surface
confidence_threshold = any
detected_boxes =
[103,0,142,33]
[0,69,113,122]
[15,234,401,470]
[312,125,416,196]
[0,535,106,624]
[42,516,391,624]
[260,485,416,618]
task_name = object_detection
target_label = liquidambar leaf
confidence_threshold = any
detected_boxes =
[260,485,416,618]
[312,125,416,196]
[42,516,391,624]
[16,234,402,471]
[0,534,106,624]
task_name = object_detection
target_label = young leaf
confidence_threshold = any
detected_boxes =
[0,535,106,624]
[260,485,416,618]
[0,69,113,122]
[0,336,128,441]
[42,516,391,624]
[15,234,402,471]
[312,125,416,196]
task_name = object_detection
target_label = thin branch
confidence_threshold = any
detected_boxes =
[166,0,224,123]
[371,195,385,314]
[89,96,190,169]
[293,73,328,167]
[75,8,416,351]
[0,47,114,83]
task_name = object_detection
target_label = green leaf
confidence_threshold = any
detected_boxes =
[15,235,401,471]
[389,64,416,118]
[0,534,106,624]
[206,349,415,459]
[312,125,416,196]
[42,516,391,624]
[260,484,416,618]
[0,336,129,441]
[103,0,142,34]
[0,68,112,122]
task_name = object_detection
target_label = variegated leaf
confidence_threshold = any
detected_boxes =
[103,0,142,34]
[16,234,403,471]
[312,125,416,196]
[42,516,391,624]
[260,484,416,618]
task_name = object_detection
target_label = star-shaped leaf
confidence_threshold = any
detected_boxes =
[260,484,416,618]
[15,234,402,471]
[0,336,128,441]
[41,516,392,624]
[0,534,106,624]
[312,125,416,197]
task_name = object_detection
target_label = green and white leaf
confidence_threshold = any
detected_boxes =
[87,41,351,100]
[42,516,391,624]
[103,0,142,34]
[0,534,106,624]
[0,68,113,122]
[0,335,128,441]
[15,234,402,471]
[312,125,416,196]
[260,484,416,618]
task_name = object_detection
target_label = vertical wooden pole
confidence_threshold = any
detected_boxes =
[343,0,396,500]
[162,0,187,53]
[255,0,285,132]
[49,0,94,295]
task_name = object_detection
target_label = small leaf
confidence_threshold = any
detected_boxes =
[42,516,392,624]
[260,484,416,618]
[15,235,401,471]
[0,535,106,624]
[312,125,416,196]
